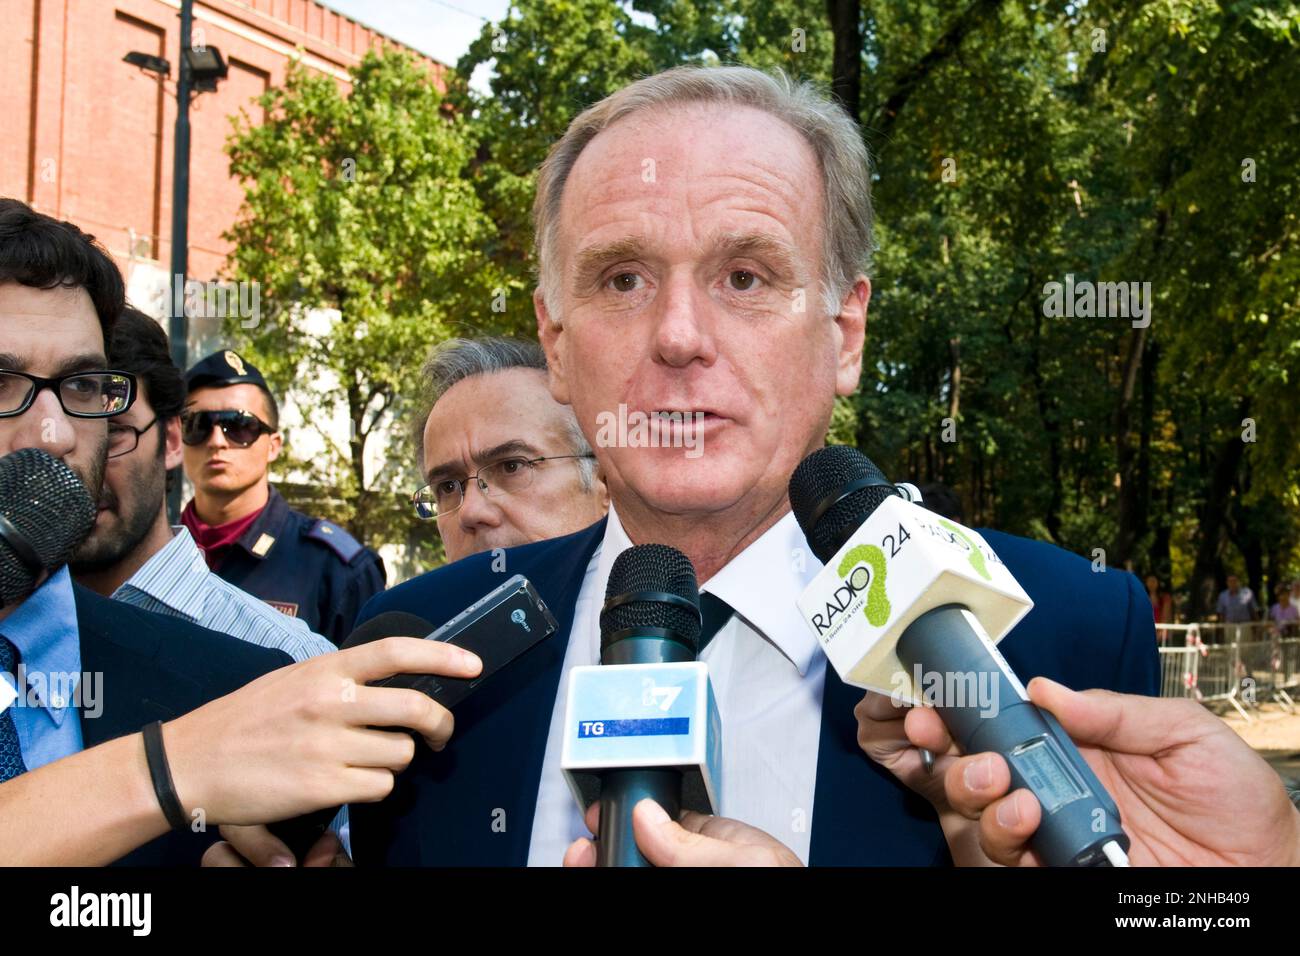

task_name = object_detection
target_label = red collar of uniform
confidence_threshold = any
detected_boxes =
[181,498,268,570]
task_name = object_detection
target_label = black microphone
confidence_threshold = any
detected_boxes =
[0,447,96,607]
[789,445,1131,867]
[268,611,435,858]
[596,544,702,867]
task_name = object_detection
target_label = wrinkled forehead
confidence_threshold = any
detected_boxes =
[556,102,824,257]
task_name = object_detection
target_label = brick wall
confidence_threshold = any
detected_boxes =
[1,0,447,285]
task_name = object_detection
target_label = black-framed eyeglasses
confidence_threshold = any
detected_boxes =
[180,409,275,447]
[412,454,595,519]
[0,369,136,419]
[107,415,160,460]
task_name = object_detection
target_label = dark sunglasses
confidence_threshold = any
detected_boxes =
[180,409,274,447]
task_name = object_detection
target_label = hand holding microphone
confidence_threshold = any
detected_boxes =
[790,445,1130,867]
[904,676,1300,867]
[563,799,803,868]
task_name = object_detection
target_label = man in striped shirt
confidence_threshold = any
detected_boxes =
[69,308,333,663]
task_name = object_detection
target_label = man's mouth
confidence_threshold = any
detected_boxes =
[649,409,720,421]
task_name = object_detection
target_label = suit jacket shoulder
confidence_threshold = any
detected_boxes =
[976,529,1158,695]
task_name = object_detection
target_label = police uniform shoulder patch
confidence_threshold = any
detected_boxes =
[306,520,365,563]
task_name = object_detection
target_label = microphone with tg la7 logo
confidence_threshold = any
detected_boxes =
[789,445,1130,867]
[561,544,722,867]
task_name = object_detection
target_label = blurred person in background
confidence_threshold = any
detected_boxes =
[180,351,385,645]
[71,309,333,662]
[411,337,608,563]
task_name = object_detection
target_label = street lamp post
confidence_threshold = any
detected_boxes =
[127,0,226,521]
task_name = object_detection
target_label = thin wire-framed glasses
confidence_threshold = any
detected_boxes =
[107,416,160,459]
[412,455,595,519]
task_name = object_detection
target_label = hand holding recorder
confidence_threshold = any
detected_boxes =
[901,676,1300,867]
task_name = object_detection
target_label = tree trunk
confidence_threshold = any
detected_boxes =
[346,377,369,539]
[869,0,1005,142]
[1113,323,1148,565]
[826,0,861,120]
[1188,401,1249,619]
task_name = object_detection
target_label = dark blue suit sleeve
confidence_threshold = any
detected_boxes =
[1111,569,1160,696]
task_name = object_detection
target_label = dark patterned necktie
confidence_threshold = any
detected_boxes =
[698,592,735,653]
[0,636,28,782]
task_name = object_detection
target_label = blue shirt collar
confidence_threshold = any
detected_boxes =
[0,565,81,723]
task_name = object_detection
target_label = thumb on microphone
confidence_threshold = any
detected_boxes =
[562,799,803,867]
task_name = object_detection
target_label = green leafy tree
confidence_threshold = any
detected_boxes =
[222,50,510,558]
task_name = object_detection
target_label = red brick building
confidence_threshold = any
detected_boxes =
[2,0,446,292]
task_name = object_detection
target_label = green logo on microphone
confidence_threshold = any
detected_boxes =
[940,519,990,580]
[837,544,891,626]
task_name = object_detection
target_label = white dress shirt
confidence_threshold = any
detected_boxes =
[526,504,826,865]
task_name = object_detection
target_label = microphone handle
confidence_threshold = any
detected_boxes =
[596,633,695,867]
[897,604,1129,867]
[597,768,682,867]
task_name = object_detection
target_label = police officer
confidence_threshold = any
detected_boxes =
[179,349,386,646]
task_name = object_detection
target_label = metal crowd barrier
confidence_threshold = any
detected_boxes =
[1156,621,1300,722]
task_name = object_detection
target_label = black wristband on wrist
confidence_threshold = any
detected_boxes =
[142,720,190,831]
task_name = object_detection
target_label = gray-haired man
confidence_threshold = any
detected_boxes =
[412,337,608,563]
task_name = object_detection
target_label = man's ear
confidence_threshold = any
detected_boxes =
[266,431,282,465]
[535,288,571,406]
[162,417,183,471]
[834,276,870,397]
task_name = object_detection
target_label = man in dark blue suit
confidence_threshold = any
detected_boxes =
[349,65,1157,867]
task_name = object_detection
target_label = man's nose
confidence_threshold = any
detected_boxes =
[14,388,78,459]
[457,478,503,531]
[206,421,230,449]
[653,272,716,368]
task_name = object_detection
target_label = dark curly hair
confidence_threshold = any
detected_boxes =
[0,198,125,339]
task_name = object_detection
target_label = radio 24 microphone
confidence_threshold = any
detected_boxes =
[561,544,721,867]
[789,445,1130,868]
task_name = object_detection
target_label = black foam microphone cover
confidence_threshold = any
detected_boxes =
[600,543,701,659]
[0,447,96,607]
[338,611,435,650]
[789,444,897,563]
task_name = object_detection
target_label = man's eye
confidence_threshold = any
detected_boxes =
[609,273,642,293]
[499,458,526,475]
[728,270,759,291]
[435,480,461,498]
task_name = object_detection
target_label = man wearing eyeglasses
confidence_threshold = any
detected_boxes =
[69,309,334,664]
[179,350,386,646]
[411,337,609,563]
[0,197,300,864]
